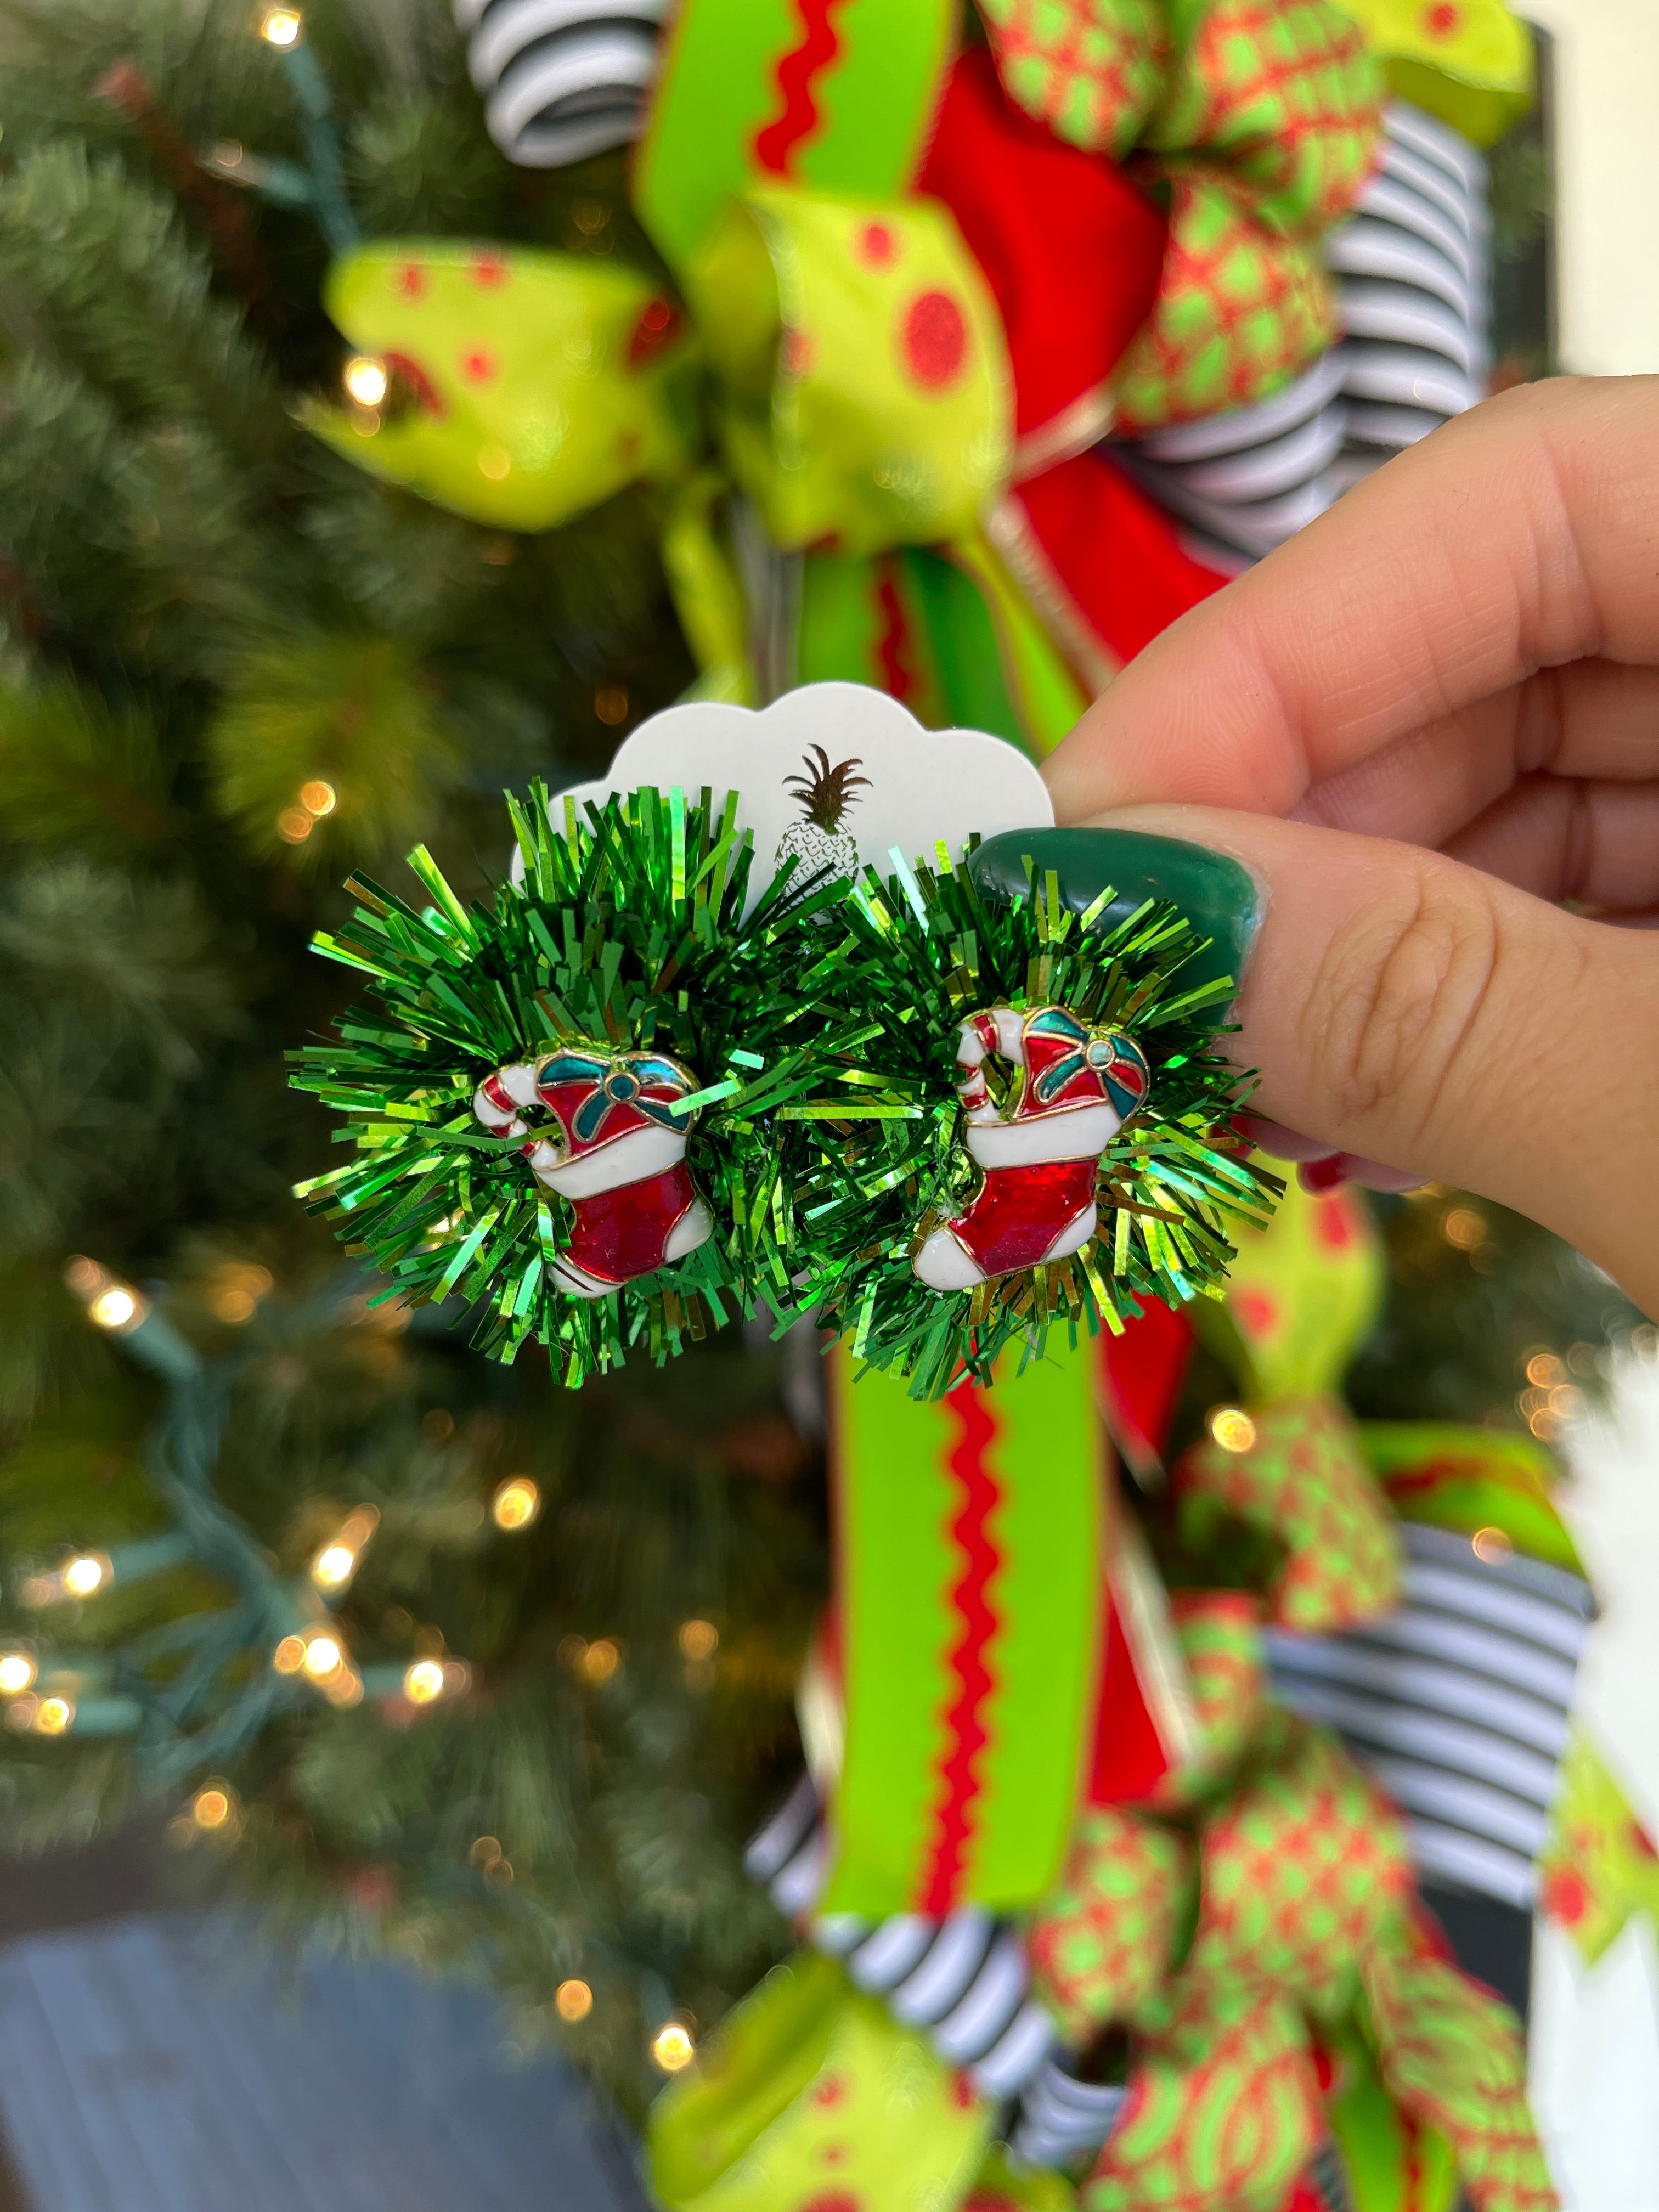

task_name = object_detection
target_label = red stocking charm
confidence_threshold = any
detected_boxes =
[473,1046,713,1298]
[911,1006,1150,1293]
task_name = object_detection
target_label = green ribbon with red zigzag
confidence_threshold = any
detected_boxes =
[633,0,957,270]
[823,1336,1105,1916]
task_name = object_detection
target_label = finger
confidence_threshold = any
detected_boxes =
[1087,803,1659,1315]
[1441,774,1659,911]
[1045,375,1659,823]
[1295,661,1659,849]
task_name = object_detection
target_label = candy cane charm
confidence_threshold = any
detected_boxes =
[911,1006,1150,1293]
[473,1045,713,1298]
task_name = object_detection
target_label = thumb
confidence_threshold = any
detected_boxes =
[1087,805,1659,1318]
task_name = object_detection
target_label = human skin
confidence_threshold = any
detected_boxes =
[1043,375,1659,1317]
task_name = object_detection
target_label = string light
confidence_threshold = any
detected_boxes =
[582,1639,619,1685]
[62,1553,111,1599]
[490,1476,540,1531]
[1472,1526,1514,1564]
[272,1634,307,1674]
[309,1505,379,1593]
[403,1659,446,1704]
[278,782,338,844]
[650,2023,695,2073]
[258,6,303,45]
[677,1620,718,1661]
[34,1697,74,1735]
[191,1784,234,1830]
[0,1654,36,1696]
[1209,1407,1257,1454]
[342,356,388,408]
[205,1261,273,1325]
[65,1257,148,1334]
[555,1980,593,2022]
[92,1286,140,1329]
[301,1633,342,1678]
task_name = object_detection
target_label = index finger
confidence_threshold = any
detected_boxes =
[1043,374,1659,823]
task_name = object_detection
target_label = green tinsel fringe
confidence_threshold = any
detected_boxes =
[291,788,1279,1396]
[290,782,864,1386]
[770,848,1283,1395]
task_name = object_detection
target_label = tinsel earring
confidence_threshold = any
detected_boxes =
[291,780,869,1385]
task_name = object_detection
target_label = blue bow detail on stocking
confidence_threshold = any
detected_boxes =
[1025,1008,1150,1122]
[537,1050,698,1147]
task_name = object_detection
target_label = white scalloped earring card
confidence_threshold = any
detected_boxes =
[516,682,1054,915]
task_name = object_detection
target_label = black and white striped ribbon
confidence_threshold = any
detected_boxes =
[1107,349,1349,565]
[1329,99,1489,471]
[1109,99,1491,562]
[1007,2055,1128,2170]
[1306,2135,1358,2212]
[744,1776,1058,2100]
[453,0,667,168]
[1267,1521,1593,1912]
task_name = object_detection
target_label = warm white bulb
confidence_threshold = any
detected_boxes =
[89,1286,138,1330]
[311,1543,356,1589]
[1209,1407,1257,1454]
[342,356,388,408]
[34,1697,74,1735]
[260,7,303,46]
[403,1659,447,1705]
[191,1786,232,1830]
[302,1634,342,1678]
[0,1654,37,1696]
[651,2023,695,2073]
[491,1477,540,1531]
[62,1554,108,1598]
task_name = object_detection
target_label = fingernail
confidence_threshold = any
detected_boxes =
[967,828,1262,1006]
[1242,1115,1427,1194]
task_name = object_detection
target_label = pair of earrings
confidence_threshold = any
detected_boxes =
[295,691,1270,1392]
[471,998,1153,1302]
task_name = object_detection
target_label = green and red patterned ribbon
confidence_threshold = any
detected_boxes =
[823,1335,1105,1916]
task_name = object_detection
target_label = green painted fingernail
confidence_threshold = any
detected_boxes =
[967,828,1261,1005]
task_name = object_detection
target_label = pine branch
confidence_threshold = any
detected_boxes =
[0,678,185,860]
[0,139,279,465]
[205,630,463,866]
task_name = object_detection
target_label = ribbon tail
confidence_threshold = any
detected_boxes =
[939,526,1092,758]
[661,473,756,706]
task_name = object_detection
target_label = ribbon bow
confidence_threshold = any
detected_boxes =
[308,0,1387,751]
[535,1048,698,1149]
[1025,1008,1150,1121]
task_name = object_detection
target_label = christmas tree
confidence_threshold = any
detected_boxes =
[0,0,1637,2163]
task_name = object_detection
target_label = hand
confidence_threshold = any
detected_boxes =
[1043,375,1659,1317]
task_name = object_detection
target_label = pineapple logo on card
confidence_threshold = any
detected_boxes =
[774,746,872,906]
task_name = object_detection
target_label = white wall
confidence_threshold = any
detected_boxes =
[1524,0,1659,374]
[1531,1351,1659,2211]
